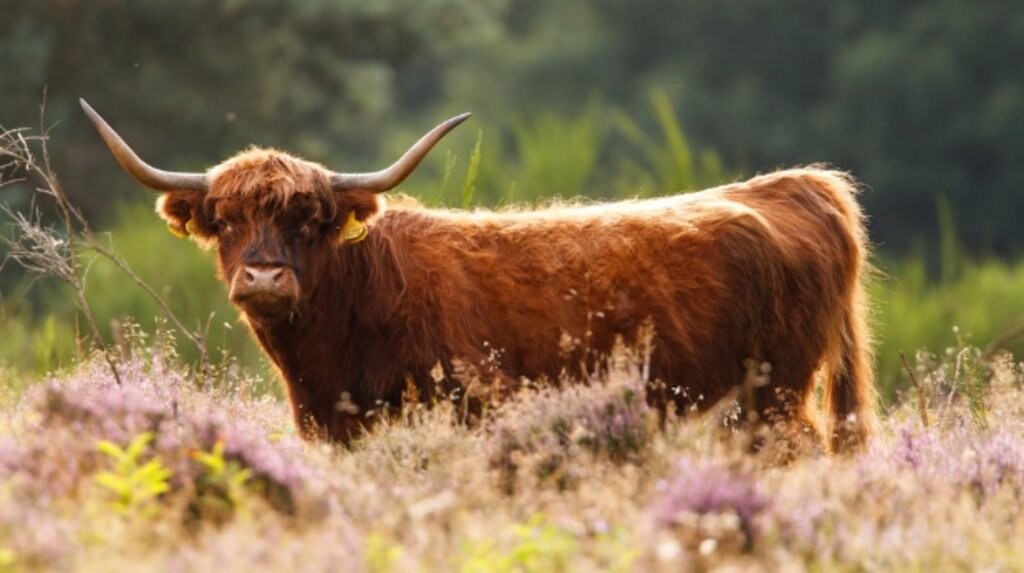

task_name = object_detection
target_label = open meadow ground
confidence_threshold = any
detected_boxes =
[1,341,1023,572]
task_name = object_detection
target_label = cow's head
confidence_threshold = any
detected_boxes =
[81,99,468,325]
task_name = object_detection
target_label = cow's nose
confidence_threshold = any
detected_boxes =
[229,264,299,310]
[243,265,284,289]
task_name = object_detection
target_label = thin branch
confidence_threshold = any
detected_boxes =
[0,97,209,385]
[0,205,122,384]
[80,239,210,380]
[899,352,929,429]
[982,318,1024,360]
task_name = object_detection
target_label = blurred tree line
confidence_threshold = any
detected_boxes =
[3,0,1024,392]
[2,0,1022,256]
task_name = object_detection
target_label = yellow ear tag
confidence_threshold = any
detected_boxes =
[341,211,368,244]
[168,221,189,239]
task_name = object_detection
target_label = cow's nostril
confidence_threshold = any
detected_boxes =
[242,265,289,289]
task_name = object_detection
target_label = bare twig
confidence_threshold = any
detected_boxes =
[899,351,929,429]
[982,317,1024,360]
[80,238,210,381]
[0,97,209,384]
[0,204,122,384]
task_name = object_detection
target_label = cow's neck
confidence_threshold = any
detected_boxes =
[245,233,406,418]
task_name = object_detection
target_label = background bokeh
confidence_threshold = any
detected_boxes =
[2,0,1023,397]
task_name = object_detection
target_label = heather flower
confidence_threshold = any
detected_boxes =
[649,456,769,552]
[489,367,651,492]
[2,353,317,522]
[890,423,935,471]
[0,493,76,570]
[885,419,1024,499]
[4,339,1024,571]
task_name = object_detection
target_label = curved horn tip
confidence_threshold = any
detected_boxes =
[449,112,472,125]
[79,98,108,129]
[79,98,100,117]
[79,98,97,118]
[78,98,209,193]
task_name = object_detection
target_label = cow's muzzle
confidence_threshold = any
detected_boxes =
[229,264,300,320]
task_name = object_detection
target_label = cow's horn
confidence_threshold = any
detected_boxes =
[79,98,209,193]
[330,112,471,193]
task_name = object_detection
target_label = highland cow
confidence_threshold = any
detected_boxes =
[81,99,877,453]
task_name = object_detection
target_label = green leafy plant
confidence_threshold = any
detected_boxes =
[945,330,989,428]
[612,89,728,196]
[0,547,16,573]
[461,130,484,208]
[510,104,604,202]
[189,439,254,524]
[364,533,404,573]
[460,515,577,573]
[94,432,172,515]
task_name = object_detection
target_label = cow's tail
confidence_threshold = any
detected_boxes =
[814,168,879,454]
[824,278,878,453]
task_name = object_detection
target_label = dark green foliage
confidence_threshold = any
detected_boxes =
[0,0,507,219]
[3,0,1023,400]
[4,1,1020,256]
[520,1,1024,256]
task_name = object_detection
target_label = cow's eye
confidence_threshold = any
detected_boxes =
[214,220,234,236]
[299,222,317,239]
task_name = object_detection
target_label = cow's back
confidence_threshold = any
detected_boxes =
[372,168,864,414]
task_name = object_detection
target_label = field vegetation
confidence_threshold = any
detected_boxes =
[2,98,1024,572]
[2,331,1024,571]
[3,4,1024,566]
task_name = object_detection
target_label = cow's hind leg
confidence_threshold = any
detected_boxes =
[823,290,879,454]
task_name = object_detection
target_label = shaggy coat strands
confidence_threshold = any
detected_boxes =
[159,150,877,452]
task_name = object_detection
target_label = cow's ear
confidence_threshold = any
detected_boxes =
[342,190,382,222]
[333,190,383,245]
[156,191,206,239]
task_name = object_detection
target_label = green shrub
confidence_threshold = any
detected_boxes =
[874,256,1024,401]
[94,432,172,517]
[0,202,270,383]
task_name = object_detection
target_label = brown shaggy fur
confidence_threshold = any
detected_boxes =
[158,147,878,453]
